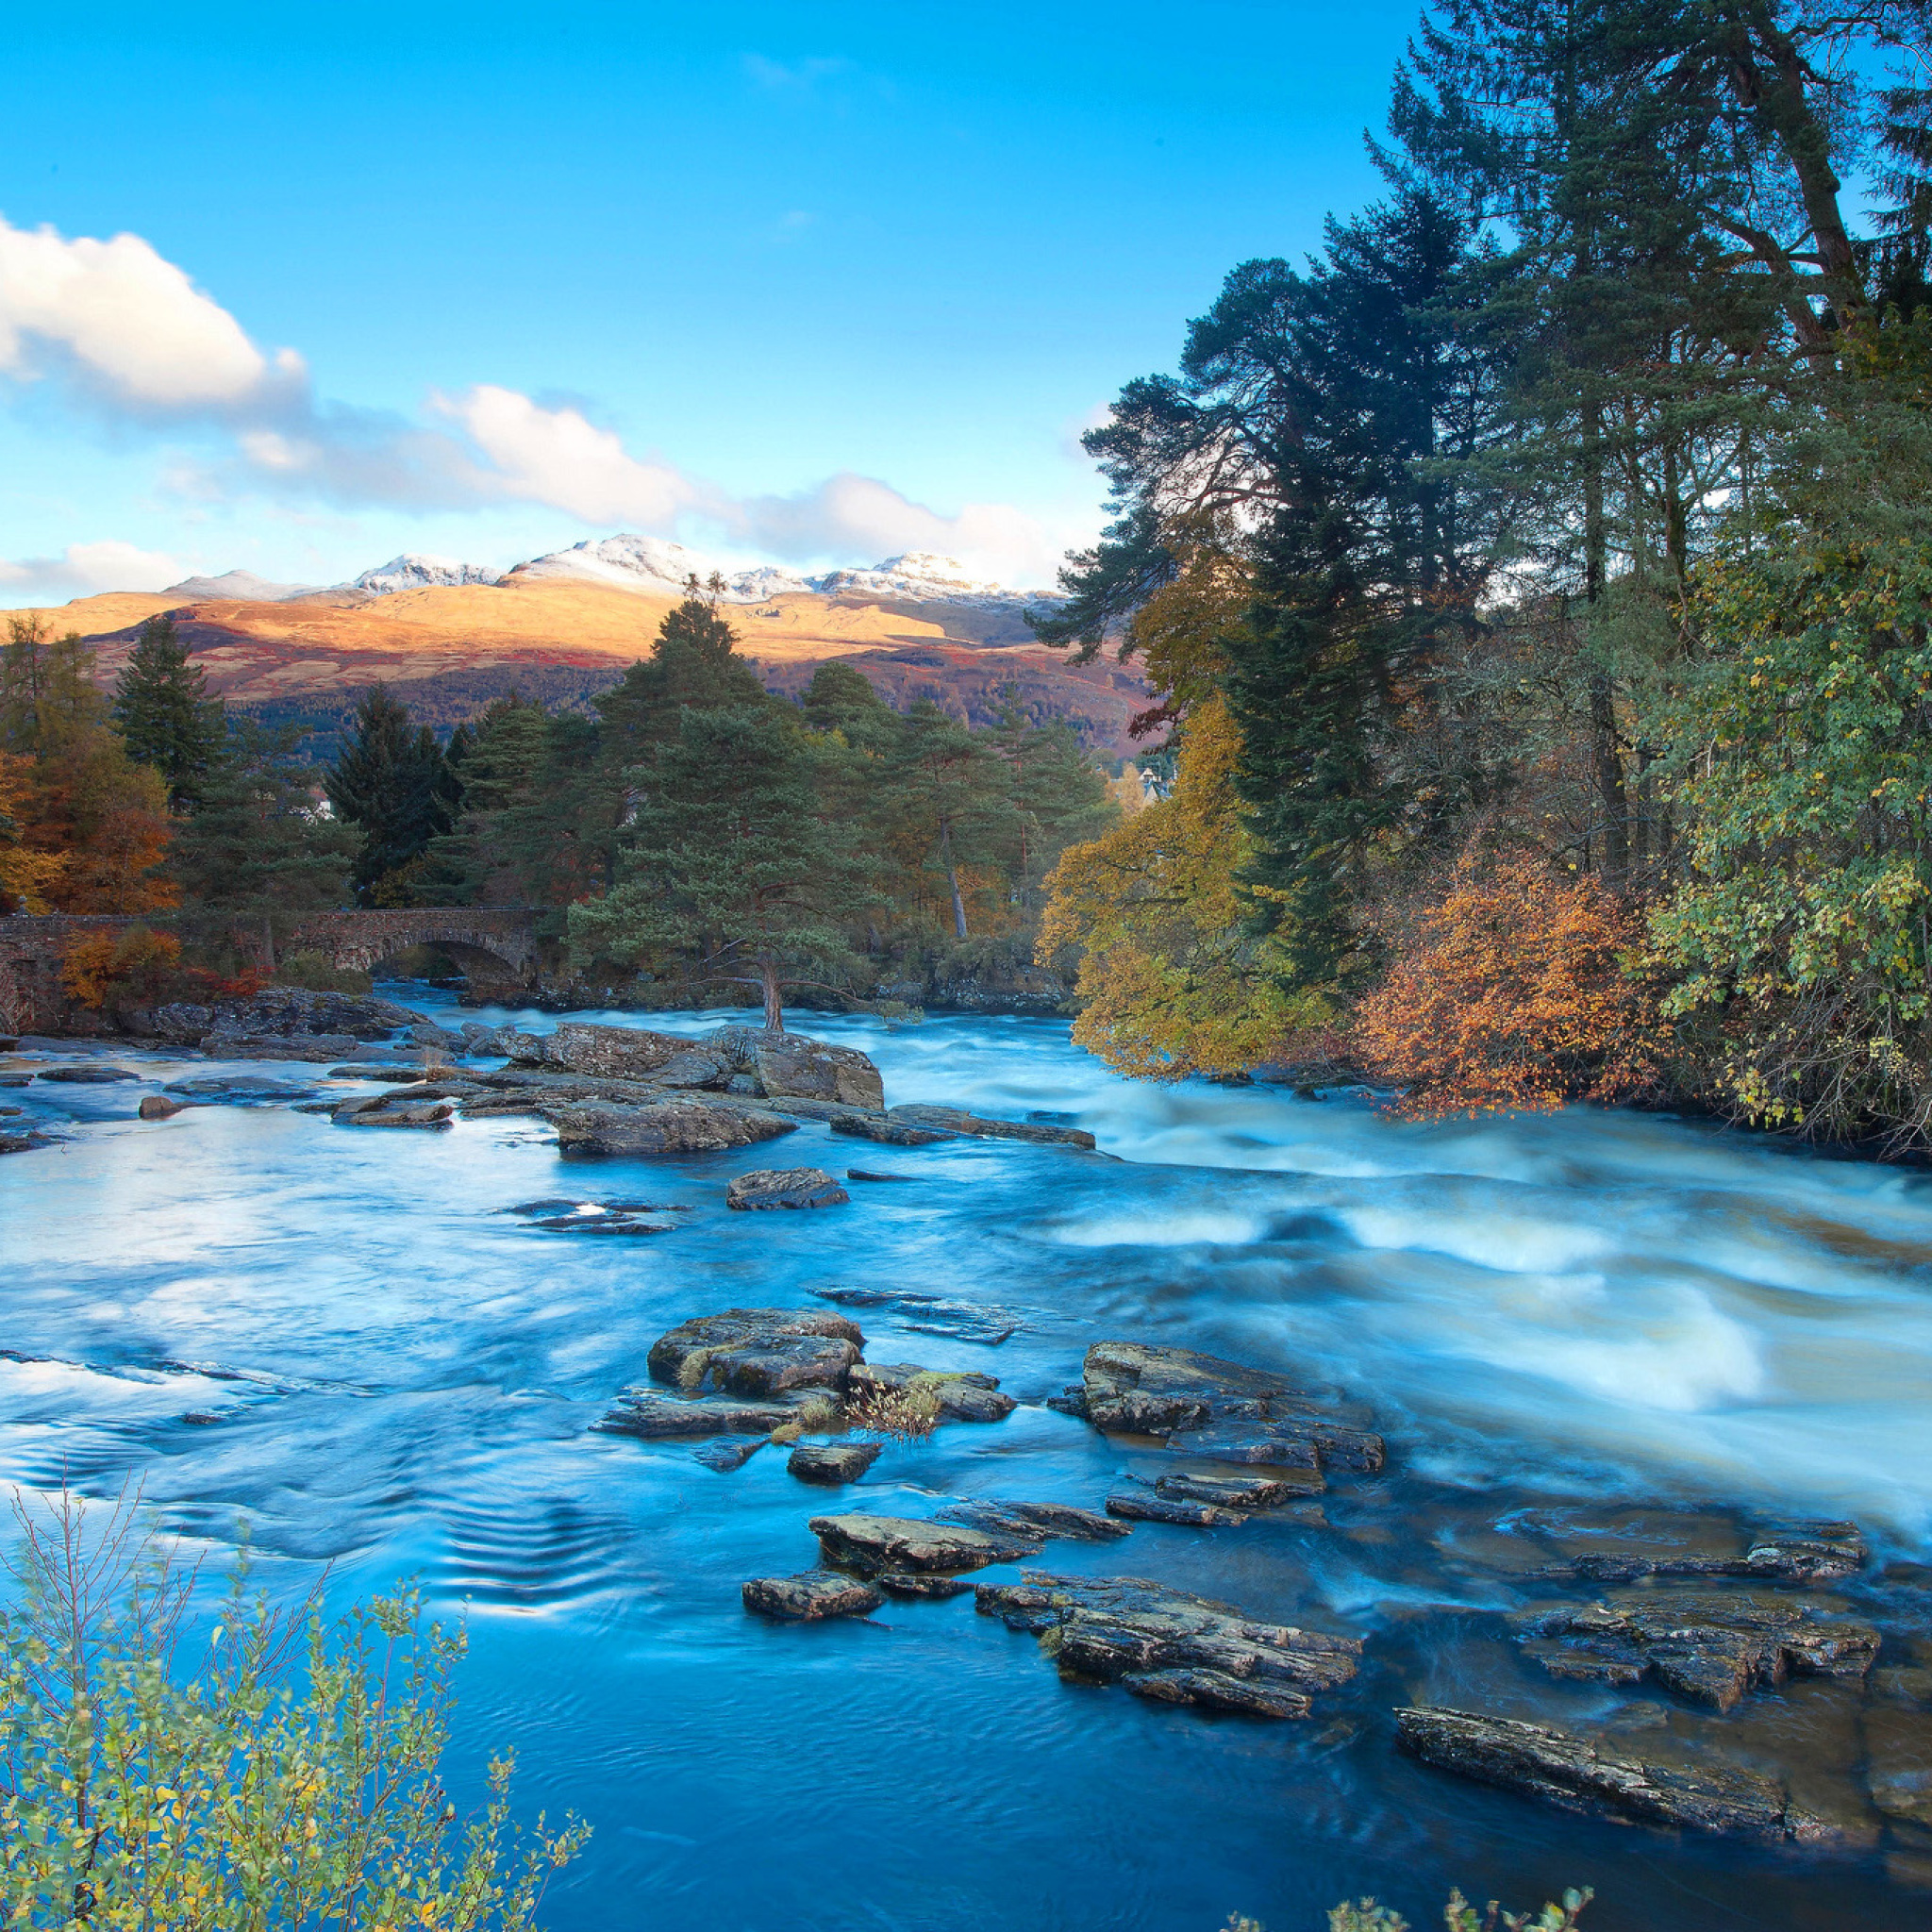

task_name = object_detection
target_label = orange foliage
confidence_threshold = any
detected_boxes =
[0,752,66,912]
[1354,852,1662,1117]
[59,928,183,1010]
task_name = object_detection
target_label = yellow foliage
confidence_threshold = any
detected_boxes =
[0,751,65,911]
[1038,698,1332,1078]
[59,926,183,1009]
[1124,516,1250,714]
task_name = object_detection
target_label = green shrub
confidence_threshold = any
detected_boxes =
[0,1484,588,1929]
[273,947,374,995]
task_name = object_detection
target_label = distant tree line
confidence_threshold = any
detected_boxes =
[1032,0,1932,1154]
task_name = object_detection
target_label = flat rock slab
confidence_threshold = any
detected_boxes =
[830,1116,957,1146]
[887,1104,1095,1149]
[1513,1590,1879,1711]
[36,1065,138,1083]
[1530,1519,1868,1586]
[338,1101,453,1128]
[726,1166,850,1210]
[976,1573,1361,1712]
[553,1099,798,1156]
[691,1437,767,1472]
[810,1286,1020,1344]
[1395,1706,1848,1843]
[0,1132,52,1155]
[810,1513,1042,1574]
[846,1168,914,1183]
[595,1391,817,1439]
[940,1500,1129,1542]
[1169,1419,1384,1473]
[648,1308,863,1398]
[876,1573,976,1600]
[1107,1492,1247,1527]
[742,1571,885,1621]
[788,1441,882,1485]
[1157,1473,1321,1509]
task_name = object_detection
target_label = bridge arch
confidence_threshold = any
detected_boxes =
[280,909,540,984]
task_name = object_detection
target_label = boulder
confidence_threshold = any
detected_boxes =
[1512,1590,1879,1711]
[1061,1340,1382,1477]
[975,1574,1361,1711]
[725,1166,850,1211]
[0,1132,52,1156]
[1107,1493,1247,1527]
[746,1032,885,1110]
[36,1064,138,1083]
[516,1023,710,1082]
[742,1571,885,1621]
[595,1390,821,1439]
[809,1513,1042,1574]
[788,1441,882,1485]
[138,1095,187,1121]
[647,1308,864,1398]
[886,1103,1094,1149]
[551,1100,798,1156]
[1394,1706,1848,1843]
[148,988,416,1047]
[940,1499,1129,1542]
[1156,1472,1321,1509]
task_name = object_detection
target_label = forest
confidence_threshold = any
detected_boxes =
[11,0,1932,1151]
[1032,0,1932,1154]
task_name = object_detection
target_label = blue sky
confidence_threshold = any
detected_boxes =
[0,1,1423,599]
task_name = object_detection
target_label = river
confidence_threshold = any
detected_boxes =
[4,995,1930,1931]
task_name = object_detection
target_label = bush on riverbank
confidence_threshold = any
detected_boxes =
[0,1486,587,1929]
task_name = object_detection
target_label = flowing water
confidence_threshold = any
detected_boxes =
[5,997,1932,1931]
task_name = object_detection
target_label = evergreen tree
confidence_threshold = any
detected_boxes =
[322,685,458,905]
[568,704,867,1030]
[886,702,1019,940]
[111,614,227,813]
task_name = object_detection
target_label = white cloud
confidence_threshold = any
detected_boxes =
[0,213,300,412]
[0,217,1093,591]
[0,539,183,598]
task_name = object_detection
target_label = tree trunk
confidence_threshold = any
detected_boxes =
[759,955,784,1033]
[938,822,969,939]
[1581,405,1628,887]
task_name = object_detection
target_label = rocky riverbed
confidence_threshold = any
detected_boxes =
[4,991,1932,1928]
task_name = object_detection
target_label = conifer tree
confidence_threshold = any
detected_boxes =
[322,684,457,904]
[111,614,227,813]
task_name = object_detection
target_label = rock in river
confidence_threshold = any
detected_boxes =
[788,1441,882,1485]
[648,1308,863,1397]
[553,1099,798,1156]
[810,1513,1042,1574]
[138,1094,188,1120]
[742,1571,885,1621]
[1511,1589,1878,1711]
[37,1064,138,1083]
[885,1103,1094,1149]
[1394,1705,1852,1843]
[725,1166,850,1211]
[1106,1492,1248,1527]
[976,1573,1361,1718]
[595,1391,826,1440]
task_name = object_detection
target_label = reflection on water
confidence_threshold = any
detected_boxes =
[3,995,1929,1931]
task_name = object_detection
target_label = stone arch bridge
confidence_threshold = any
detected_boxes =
[0,908,541,1035]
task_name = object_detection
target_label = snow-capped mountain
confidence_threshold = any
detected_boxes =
[351,554,502,596]
[505,534,1056,611]
[162,568,321,603]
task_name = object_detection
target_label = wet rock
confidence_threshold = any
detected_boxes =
[1529,1517,1868,1586]
[1125,1668,1312,1719]
[887,1103,1095,1149]
[0,1132,51,1155]
[845,1168,914,1183]
[875,1573,975,1600]
[940,1500,1129,1542]
[1106,1492,1247,1527]
[514,1022,712,1082]
[809,1286,1020,1344]
[1173,1419,1385,1473]
[180,1410,222,1426]
[551,1099,798,1156]
[1865,1704,1932,1830]
[37,1064,138,1083]
[975,1573,1361,1711]
[528,1213,670,1235]
[594,1391,821,1439]
[742,1571,885,1621]
[338,1099,453,1128]
[648,1308,864,1398]
[747,1033,885,1110]
[326,1064,431,1081]
[830,1115,956,1146]
[725,1166,850,1211]
[809,1513,1042,1574]
[152,987,417,1047]
[1513,1590,1879,1711]
[847,1362,1017,1422]
[1394,1706,1845,1842]
[788,1441,882,1484]
[138,1095,188,1120]
[1156,1472,1321,1509]
[691,1437,766,1472]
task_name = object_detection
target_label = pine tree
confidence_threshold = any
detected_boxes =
[568,704,868,1030]
[885,702,1019,941]
[111,614,227,813]
[322,685,457,905]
